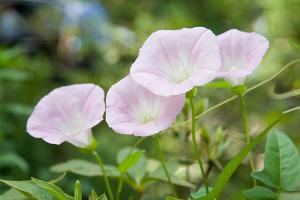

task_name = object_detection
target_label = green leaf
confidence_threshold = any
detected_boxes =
[50,159,120,178]
[252,130,300,191]
[74,180,82,200]
[97,194,108,200]
[0,179,56,200]
[145,159,194,188]
[88,189,98,200]
[191,187,213,199]
[31,177,73,200]
[117,149,144,174]
[0,188,28,200]
[279,191,300,200]
[196,116,282,200]
[243,186,277,200]
[117,147,147,183]
[166,196,183,200]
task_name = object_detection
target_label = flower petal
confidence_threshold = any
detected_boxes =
[130,27,221,96]
[67,129,93,147]
[106,76,185,136]
[217,29,269,85]
[27,83,105,147]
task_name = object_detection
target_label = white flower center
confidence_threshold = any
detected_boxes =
[165,65,191,83]
[130,98,162,124]
[55,98,86,135]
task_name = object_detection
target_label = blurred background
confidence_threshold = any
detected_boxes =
[0,0,299,199]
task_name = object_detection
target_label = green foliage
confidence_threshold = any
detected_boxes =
[50,159,120,178]
[278,192,300,200]
[145,159,194,188]
[88,189,98,200]
[0,152,29,175]
[49,173,67,184]
[251,131,300,191]
[196,116,282,200]
[0,188,27,200]
[1,1,300,199]
[117,147,147,184]
[74,180,82,200]
[97,194,108,200]
[117,149,144,174]
[31,177,73,200]
[0,180,56,200]
[50,155,194,190]
[191,187,213,199]
[243,187,277,200]
[166,196,183,200]
[244,130,300,200]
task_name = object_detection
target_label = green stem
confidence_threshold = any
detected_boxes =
[153,134,178,197]
[238,95,257,186]
[92,150,114,200]
[116,175,124,200]
[188,96,209,194]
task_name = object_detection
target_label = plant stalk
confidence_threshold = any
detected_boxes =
[116,175,124,200]
[238,94,257,186]
[188,96,209,194]
[92,150,114,200]
[153,134,178,197]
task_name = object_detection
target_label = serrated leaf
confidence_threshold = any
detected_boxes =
[117,147,147,183]
[0,179,56,200]
[243,186,277,200]
[31,177,73,200]
[117,150,144,174]
[251,131,300,191]
[50,159,120,178]
[196,116,282,200]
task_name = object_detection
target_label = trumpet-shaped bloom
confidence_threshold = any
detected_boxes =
[130,27,221,96]
[106,76,185,136]
[217,29,269,85]
[27,84,105,147]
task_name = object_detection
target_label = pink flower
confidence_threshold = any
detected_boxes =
[217,29,269,85]
[27,84,105,147]
[106,76,185,136]
[130,27,221,96]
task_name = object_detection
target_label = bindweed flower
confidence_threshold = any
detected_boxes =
[217,29,269,86]
[106,76,185,136]
[27,84,105,148]
[130,27,221,96]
